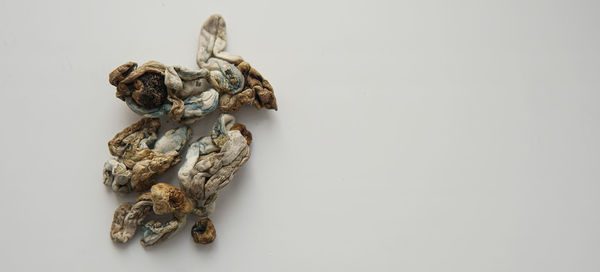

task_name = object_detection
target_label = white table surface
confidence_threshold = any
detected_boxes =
[1,0,599,271]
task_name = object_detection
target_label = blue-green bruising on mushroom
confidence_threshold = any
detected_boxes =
[125,97,170,117]
[209,59,244,95]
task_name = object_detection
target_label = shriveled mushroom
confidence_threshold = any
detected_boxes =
[110,183,193,247]
[103,118,191,192]
[108,116,253,247]
[178,114,252,243]
[196,14,278,113]
[196,14,243,66]
[110,194,153,243]
[109,61,218,124]
[191,218,217,244]
[107,14,277,123]
[105,14,276,248]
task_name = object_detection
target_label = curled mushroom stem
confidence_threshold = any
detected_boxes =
[196,14,243,67]
[192,199,216,218]
[110,200,153,243]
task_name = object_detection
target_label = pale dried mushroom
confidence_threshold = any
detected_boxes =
[197,14,243,65]
[105,14,276,248]
[109,115,252,246]
[110,183,193,247]
[217,61,277,112]
[108,14,277,124]
[109,61,218,124]
[178,114,252,243]
[103,118,191,192]
[197,14,278,112]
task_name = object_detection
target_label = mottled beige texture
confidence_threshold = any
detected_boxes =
[105,14,277,247]
[108,116,255,247]
[103,118,190,192]
[109,194,153,243]
[178,114,251,218]
[110,183,193,247]
[150,183,193,216]
[108,14,277,124]
[196,15,278,114]
[218,61,278,112]
[196,14,243,66]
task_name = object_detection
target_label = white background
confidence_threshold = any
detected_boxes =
[1,0,599,271]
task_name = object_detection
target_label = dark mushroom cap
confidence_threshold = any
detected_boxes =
[191,218,216,244]
[131,72,168,109]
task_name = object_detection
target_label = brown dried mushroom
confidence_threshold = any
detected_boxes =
[178,114,252,243]
[191,219,217,244]
[109,114,252,246]
[198,14,278,113]
[109,61,218,124]
[107,14,277,124]
[110,183,193,247]
[109,61,168,110]
[105,14,277,248]
[103,118,191,192]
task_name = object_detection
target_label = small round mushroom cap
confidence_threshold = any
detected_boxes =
[150,183,193,215]
[131,72,168,109]
[191,218,216,244]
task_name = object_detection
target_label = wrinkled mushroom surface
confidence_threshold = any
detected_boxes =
[106,14,275,247]
[178,114,252,216]
[103,118,191,192]
[110,183,193,247]
[108,14,277,123]
[109,61,218,124]
[197,14,277,112]
[191,218,217,244]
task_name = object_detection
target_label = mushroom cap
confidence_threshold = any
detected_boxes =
[150,183,193,215]
[191,218,216,244]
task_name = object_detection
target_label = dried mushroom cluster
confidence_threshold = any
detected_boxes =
[108,15,276,124]
[103,14,277,247]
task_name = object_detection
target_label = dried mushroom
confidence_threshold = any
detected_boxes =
[178,114,252,243]
[103,118,191,192]
[110,183,193,247]
[108,14,277,124]
[217,61,277,112]
[109,61,218,124]
[109,114,252,246]
[191,219,217,244]
[105,14,276,248]
[197,14,278,112]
